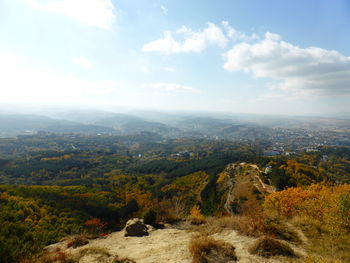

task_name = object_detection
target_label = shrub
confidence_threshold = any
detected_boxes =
[248,236,297,258]
[142,209,157,226]
[190,205,205,225]
[189,236,237,263]
[155,198,185,224]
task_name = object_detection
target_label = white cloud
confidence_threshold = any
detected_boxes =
[142,22,228,54]
[222,21,257,41]
[160,5,168,15]
[72,57,92,68]
[224,32,350,95]
[148,82,200,95]
[0,52,120,104]
[26,0,116,29]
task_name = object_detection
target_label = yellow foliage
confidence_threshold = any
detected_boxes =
[217,172,227,184]
[264,184,350,230]
[190,205,205,222]
[161,171,208,196]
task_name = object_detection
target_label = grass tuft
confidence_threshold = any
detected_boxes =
[66,235,89,249]
[112,257,136,263]
[189,235,237,263]
[35,249,76,263]
[248,235,297,258]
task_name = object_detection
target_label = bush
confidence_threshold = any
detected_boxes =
[190,205,205,225]
[189,236,237,263]
[142,209,157,226]
[248,236,297,258]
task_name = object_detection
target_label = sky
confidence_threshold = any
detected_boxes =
[0,0,350,115]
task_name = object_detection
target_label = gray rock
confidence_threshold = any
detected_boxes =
[124,218,149,237]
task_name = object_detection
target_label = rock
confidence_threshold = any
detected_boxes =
[124,218,149,237]
[145,224,155,232]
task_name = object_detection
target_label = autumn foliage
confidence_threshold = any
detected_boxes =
[264,184,350,229]
[85,217,107,235]
[190,205,205,224]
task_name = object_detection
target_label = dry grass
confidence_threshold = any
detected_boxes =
[248,236,297,258]
[74,247,111,263]
[263,220,301,244]
[112,257,136,263]
[66,235,89,248]
[189,235,237,263]
[35,249,76,263]
[291,216,350,262]
[35,247,134,263]
[156,198,186,224]
[302,256,343,263]
[162,213,183,224]
[192,216,244,235]
[195,215,300,245]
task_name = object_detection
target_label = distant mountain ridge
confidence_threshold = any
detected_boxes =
[0,114,114,137]
[1,109,349,139]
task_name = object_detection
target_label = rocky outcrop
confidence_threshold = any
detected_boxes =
[124,218,149,237]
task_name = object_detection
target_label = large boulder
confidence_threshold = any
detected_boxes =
[124,218,149,237]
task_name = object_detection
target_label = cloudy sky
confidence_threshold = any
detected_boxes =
[0,0,350,115]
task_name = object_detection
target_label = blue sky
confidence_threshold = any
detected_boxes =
[0,0,349,115]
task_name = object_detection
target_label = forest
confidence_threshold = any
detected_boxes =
[0,133,349,262]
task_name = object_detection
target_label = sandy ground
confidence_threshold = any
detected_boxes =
[50,225,305,263]
[67,227,193,263]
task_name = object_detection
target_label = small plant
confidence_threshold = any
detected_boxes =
[189,236,237,263]
[248,236,297,258]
